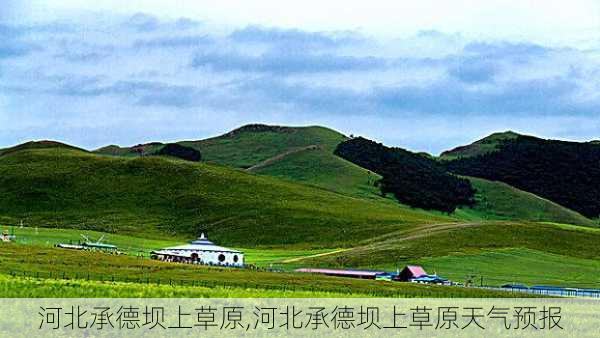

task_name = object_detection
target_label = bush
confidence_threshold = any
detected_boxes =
[155,143,202,162]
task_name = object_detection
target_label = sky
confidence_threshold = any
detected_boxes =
[1,1,599,154]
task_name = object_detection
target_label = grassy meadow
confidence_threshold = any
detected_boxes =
[0,244,516,298]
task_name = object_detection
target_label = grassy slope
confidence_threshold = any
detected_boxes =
[456,177,594,226]
[251,146,384,200]
[193,125,394,201]
[0,147,452,247]
[300,221,600,287]
[181,125,347,168]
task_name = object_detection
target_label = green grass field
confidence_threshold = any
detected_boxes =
[0,275,361,298]
[414,248,600,288]
[300,221,600,287]
[0,244,515,298]
[3,127,599,297]
[6,224,598,289]
[2,226,331,265]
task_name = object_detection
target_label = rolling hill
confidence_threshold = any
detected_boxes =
[0,145,453,247]
[0,140,87,157]
[91,124,595,225]
[445,135,600,218]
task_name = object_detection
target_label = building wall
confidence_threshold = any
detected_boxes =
[161,249,244,267]
[197,250,244,267]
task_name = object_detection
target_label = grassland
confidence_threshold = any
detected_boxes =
[456,177,594,226]
[0,147,452,247]
[301,221,600,287]
[414,248,600,288]
[13,222,594,289]
[3,226,331,265]
[0,275,360,298]
[0,244,514,298]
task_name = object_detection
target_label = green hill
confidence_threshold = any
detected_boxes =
[0,140,87,157]
[439,131,520,160]
[180,124,348,168]
[0,146,452,247]
[457,177,594,226]
[93,124,595,224]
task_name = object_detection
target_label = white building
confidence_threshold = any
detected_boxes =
[151,233,244,267]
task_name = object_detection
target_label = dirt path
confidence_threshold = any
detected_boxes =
[281,249,349,263]
[246,145,319,172]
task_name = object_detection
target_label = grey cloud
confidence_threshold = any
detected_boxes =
[125,13,160,32]
[50,76,201,108]
[133,35,212,49]
[229,25,363,48]
[191,50,386,74]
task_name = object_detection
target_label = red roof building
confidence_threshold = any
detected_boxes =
[397,265,427,281]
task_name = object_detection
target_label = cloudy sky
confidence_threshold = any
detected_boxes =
[1,1,599,154]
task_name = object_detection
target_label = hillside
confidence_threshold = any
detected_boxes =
[439,131,520,160]
[458,177,594,226]
[0,146,452,247]
[445,135,600,218]
[93,124,595,223]
[94,124,385,199]
[180,124,348,168]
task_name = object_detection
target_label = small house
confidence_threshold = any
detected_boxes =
[396,265,427,281]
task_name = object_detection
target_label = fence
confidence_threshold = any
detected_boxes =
[5,269,419,297]
[5,269,509,298]
[481,286,600,298]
